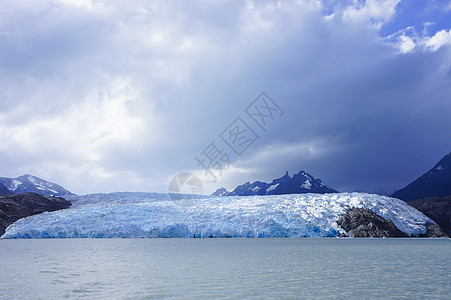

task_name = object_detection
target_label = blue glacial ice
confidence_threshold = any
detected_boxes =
[1,192,433,238]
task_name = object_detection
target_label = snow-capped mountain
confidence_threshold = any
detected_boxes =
[392,152,451,202]
[211,187,228,196]
[0,174,74,196]
[213,170,337,196]
[1,192,434,238]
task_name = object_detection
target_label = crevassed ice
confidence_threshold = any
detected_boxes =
[1,193,432,239]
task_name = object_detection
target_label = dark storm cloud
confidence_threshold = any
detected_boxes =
[0,0,450,194]
[233,43,451,195]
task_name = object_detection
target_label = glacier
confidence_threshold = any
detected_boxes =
[1,192,434,239]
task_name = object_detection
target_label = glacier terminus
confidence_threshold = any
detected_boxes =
[2,192,435,239]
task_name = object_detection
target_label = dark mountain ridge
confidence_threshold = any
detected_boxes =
[212,170,338,196]
[0,174,74,197]
[392,152,451,202]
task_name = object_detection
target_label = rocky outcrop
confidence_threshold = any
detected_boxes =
[337,208,408,238]
[420,223,448,238]
[337,207,448,238]
[408,196,451,236]
[0,192,71,236]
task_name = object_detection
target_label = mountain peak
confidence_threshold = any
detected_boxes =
[392,152,451,201]
[0,174,74,197]
[434,152,451,167]
[212,187,229,196]
[270,171,291,185]
[213,170,337,196]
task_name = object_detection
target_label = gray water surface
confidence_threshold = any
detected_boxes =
[0,238,450,299]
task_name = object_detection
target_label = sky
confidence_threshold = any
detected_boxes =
[1,0,451,196]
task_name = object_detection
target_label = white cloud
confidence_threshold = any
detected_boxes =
[422,29,451,51]
[398,35,416,53]
[1,77,146,155]
[240,0,322,33]
[57,0,93,9]
[0,77,160,192]
[384,26,451,53]
[341,0,401,28]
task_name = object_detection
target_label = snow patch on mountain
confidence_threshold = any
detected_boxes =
[301,179,312,189]
[0,174,74,196]
[27,176,38,185]
[2,192,433,239]
[252,186,261,192]
[11,180,22,190]
[266,183,279,192]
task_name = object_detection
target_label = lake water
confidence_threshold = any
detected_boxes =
[0,239,449,299]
